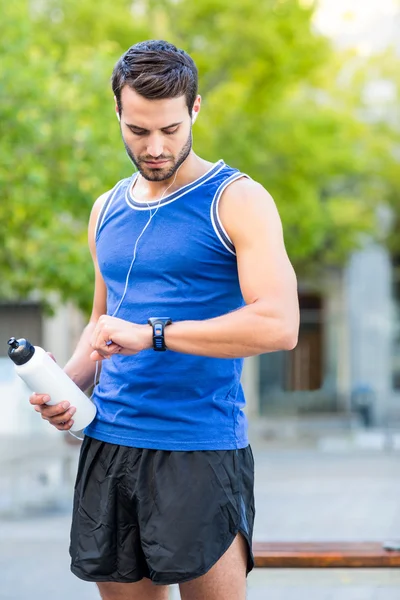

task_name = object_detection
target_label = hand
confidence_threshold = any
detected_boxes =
[29,393,76,431]
[29,352,76,431]
[90,315,152,361]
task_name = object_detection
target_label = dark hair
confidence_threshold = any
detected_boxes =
[112,40,198,116]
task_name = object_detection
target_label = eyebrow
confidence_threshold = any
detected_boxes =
[125,121,183,132]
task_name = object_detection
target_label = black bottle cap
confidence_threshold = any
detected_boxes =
[7,337,36,365]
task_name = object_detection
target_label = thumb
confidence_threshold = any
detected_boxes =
[90,350,106,362]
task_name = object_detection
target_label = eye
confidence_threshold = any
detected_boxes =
[163,127,179,135]
[128,127,147,136]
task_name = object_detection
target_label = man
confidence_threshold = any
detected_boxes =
[30,40,299,600]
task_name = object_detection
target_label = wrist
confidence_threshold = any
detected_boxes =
[139,324,153,351]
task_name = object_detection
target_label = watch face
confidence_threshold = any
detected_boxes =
[148,318,171,351]
[148,317,172,326]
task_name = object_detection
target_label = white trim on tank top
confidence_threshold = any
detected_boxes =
[125,159,226,211]
[94,179,128,241]
[210,173,250,256]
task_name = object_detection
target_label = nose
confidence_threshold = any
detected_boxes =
[146,133,164,158]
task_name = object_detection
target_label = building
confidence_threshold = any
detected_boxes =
[255,244,397,427]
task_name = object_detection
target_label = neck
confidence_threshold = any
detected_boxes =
[135,152,212,201]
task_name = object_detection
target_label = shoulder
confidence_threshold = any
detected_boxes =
[87,188,114,257]
[87,178,131,256]
[219,176,283,242]
[89,189,114,230]
[220,175,275,209]
[89,176,131,231]
[91,189,113,218]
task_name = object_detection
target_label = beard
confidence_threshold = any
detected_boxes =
[123,130,193,182]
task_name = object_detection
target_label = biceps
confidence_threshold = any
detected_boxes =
[236,239,297,309]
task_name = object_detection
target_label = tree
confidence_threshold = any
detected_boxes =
[0,0,398,313]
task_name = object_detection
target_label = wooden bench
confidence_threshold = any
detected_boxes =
[252,542,400,568]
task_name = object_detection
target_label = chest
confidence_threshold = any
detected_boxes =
[96,199,237,287]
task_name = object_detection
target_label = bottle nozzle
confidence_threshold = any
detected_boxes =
[7,337,35,365]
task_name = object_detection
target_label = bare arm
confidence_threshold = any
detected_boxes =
[90,178,299,360]
[164,178,299,356]
[29,191,109,429]
[63,192,109,389]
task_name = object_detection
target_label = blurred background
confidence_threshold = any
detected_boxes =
[1,0,400,598]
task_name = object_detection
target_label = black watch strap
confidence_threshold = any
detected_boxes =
[148,317,172,351]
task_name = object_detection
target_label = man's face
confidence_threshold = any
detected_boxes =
[117,87,198,181]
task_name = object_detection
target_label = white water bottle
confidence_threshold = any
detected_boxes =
[7,337,97,432]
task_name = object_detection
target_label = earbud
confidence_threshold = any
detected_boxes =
[191,110,198,124]
[116,112,121,122]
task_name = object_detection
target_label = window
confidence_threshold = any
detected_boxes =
[259,293,325,412]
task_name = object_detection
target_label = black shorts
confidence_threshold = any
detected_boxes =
[69,436,255,585]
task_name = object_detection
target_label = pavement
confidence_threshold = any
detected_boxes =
[1,419,400,599]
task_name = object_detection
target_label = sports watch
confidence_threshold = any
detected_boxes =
[148,317,172,351]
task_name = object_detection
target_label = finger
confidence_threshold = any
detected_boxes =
[29,393,51,406]
[54,419,74,431]
[118,347,139,356]
[90,345,121,361]
[90,322,103,348]
[92,338,117,356]
[48,407,76,426]
[90,350,106,362]
[47,352,56,362]
[37,402,72,418]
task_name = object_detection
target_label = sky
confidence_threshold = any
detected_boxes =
[314,0,400,54]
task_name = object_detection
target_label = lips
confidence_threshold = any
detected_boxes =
[144,160,169,168]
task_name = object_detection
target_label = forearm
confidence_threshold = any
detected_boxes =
[165,300,298,358]
[89,300,298,361]
[63,321,99,391]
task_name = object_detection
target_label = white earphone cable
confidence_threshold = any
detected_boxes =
[69,164,182,442]
[111,163,182,319]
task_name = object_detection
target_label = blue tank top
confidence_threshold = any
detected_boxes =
[85,160,249,450]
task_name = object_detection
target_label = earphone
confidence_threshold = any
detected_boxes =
[109,163,182,319]
[69,128,182,442]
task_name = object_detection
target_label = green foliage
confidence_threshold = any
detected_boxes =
[359,49,400,257]
[0,0,398,313]
[0,0,135,312]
